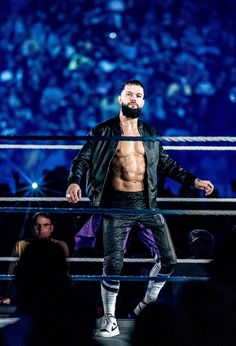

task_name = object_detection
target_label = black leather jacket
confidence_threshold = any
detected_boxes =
[68,115,197,208]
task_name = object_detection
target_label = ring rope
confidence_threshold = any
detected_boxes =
[0,257,211,264]
[164,146,236,151]
[159,136,236,143]
[0,135,236,142]
[0,207,235,215]
[0,197,235,203]
[0,274,209,282]
[0,144,235,151]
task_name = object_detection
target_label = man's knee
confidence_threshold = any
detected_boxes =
[159,261,177,275]
[104,256,123,275]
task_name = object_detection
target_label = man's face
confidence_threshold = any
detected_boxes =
[34,216,54,239]
[118,84,145,119]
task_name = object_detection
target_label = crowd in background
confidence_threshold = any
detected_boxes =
[0,0,235,137]
[0,0,235,196]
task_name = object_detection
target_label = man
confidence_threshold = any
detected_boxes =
[1,212,69,305]
[171,229,215,299]
[13,212,69,258]
[188,228,215,259]
[66,79,214,338]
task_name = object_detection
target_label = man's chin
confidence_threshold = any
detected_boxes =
[125,113,140,119]
[122,104,141,119]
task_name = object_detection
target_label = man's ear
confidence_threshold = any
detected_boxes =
[117,95,122,105]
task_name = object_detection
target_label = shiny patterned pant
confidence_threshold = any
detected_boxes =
[101,190,177,276]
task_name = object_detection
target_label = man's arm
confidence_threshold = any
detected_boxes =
[66,129,100,203]
[158,145,214,196]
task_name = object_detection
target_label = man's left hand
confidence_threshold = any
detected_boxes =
[194,178,214,196]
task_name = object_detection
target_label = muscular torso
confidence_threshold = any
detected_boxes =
[110,122,146,191]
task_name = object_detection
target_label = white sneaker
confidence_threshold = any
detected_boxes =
[134,300,149,316]
[95,313,120,338]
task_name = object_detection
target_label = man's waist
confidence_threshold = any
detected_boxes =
[112,189,145,194]
[105,189,148,209]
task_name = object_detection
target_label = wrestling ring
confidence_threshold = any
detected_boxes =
[0,135,236,285]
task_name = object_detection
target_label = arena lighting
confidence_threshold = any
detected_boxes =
[31,182,38,189]
[109,32,117,39]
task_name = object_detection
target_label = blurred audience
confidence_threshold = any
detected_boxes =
[131,300,185,346]
[0,239,98,346]
[187,228,215,259]
[132,226,236,346]
[171,228,215,299]
[0,0,235,138]
[209,225,236,290]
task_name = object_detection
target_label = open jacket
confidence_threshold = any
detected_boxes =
[68,115,197,209]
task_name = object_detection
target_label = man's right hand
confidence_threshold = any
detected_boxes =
[66,183,81,203]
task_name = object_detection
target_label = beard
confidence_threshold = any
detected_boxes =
[121,103,141,119]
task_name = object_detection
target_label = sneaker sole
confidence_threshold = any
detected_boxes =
[95,327,120,338]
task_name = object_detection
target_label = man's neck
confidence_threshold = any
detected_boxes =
[119,113,138,129]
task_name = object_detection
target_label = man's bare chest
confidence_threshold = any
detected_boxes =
[115,140,145,157]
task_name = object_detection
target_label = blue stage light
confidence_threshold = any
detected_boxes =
[31,182,38,189]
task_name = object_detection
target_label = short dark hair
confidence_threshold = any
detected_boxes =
[188,229,215,245]
[120,79,145,95]
[32,212,54,225]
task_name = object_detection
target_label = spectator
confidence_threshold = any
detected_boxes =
[188,228,215,259]
[175,279,236,345]
[131,300,186,346]
[132,230,236,346]
[171,228,215,299]
[210,227,236,290]
[1,212,69,305]
[0,239,98,346]
[14,212,69,257]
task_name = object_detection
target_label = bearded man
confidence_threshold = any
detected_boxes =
[66,79,214,338]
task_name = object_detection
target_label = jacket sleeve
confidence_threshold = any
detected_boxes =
[67,130,97,186]
[158,143,197,186]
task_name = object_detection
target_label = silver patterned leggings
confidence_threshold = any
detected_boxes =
[102,190,177,277]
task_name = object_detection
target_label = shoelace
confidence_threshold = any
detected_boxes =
[102,314,114,328]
